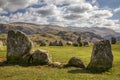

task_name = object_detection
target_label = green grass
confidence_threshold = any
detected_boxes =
[0,44,120,80]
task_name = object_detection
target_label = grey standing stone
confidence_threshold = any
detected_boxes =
[31,49,52,65]
[7,30,33,63]
[87,40,113,72]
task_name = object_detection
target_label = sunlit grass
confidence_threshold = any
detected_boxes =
[0,44,120,80]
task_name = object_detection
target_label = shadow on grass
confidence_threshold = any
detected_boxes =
[0,61,44,67]
[67,68,109,74]
[0,61,110,74]
[68,69,90,74]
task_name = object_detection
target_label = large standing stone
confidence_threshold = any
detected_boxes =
[68,57,85,68]
[87,40,113,72]
[31,49,52,65]
[7,30,33,63]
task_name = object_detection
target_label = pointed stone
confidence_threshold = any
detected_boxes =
[7,30,33,63]
[87,40,113,72]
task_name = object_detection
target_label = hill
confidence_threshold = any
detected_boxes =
[0,23,103,43]
[68,27,120,38]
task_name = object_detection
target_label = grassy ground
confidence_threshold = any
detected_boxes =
[0,44,120,80]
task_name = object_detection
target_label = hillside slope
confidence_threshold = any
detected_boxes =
[0,22,103,43]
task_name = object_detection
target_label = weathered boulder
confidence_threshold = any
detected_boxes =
[82,41,89,47]
[49,62,66,68]
[73,42,79,47]
[87,40,113,72]
[58,40,63,46]
[111,37,116,44]
[79,42,82,47]
[49,41,58,46]
[40,41,46,46]
[66,41,73,45]
[68,57,85,68]
[31,49,52,65]
[49,42,53,46]
[7,30,33,63]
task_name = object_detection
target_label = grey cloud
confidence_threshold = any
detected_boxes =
[66,3,93,13]
[63,13,82,20]
[37,8,55,17]
[0,0,38,12]
[91,10,113,18]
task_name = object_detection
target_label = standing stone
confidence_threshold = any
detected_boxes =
[68,57,85,68]
[77,36,83,47]
[7,30,33,63]
[31,49,52,65]
[40,41,46,46]
[87,40,113,72]
[73,42,79,47]
[111,37,116,44]
[58,40,63,46]
[82,41,89,47]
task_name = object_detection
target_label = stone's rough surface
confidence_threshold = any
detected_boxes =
[50,62,65,68]
[7,30,33,63]
[66,41,73,45]
[111,37,116,44]
[87,40,113,72]
[82,41,89,47]
[58,40,63,46]
[68,57,85,68]
[40,41,46,46]
[31,49,52,65]
[73,42,79,47]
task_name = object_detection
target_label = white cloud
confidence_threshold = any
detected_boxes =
[0,0,120,32]
[91,10,113,18]
[114,8,120,13]
[66,3,93,13]
[0,0,38,13]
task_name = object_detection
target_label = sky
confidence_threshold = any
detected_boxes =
[0,0,120,32]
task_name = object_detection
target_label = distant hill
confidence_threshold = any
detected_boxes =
[2,22,120,43]
[0,23,68,34]
[0,22,104,43]
[68,27,120,38]
[68,27,120,42]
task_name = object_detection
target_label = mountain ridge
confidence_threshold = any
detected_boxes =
[0,22,120,41]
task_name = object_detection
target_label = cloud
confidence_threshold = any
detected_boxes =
[0,0,120,32]
[0,0,38,13]
[66,3,93,13]
[114,8,120,13]
[91,10,113,18]
[63,13,82,20]
[34,5,59,17]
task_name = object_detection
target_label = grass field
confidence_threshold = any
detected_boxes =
[0,44,120,80]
